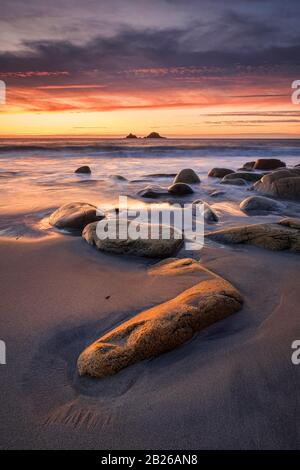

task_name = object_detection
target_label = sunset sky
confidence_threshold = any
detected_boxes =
[1,0,300,137]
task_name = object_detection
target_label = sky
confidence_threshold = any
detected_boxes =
[0,0,300,137]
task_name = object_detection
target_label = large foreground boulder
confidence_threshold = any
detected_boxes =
[77,260,243,378]
[253,159,286,170]
[206,218,300,252]
[82,220,183,258]
[173,168,200,184]
[168,182,194,195]
[49,202,105,230]
[75,166,91,174]
[208,168,234,178]
[240,195,285,214]
[253,168,300,200]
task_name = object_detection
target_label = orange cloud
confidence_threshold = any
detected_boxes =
[0,71,69,78]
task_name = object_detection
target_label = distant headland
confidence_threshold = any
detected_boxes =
[125,132,165,139]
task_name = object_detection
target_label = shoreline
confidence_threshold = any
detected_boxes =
[1,235,300,449]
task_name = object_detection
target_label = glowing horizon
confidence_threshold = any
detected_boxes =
[1,1,300,138]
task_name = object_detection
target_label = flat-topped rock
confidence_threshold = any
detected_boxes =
[82,220,183,258]
[221,178,247,186]
[77,263,243,378]
[206,218,300,252]
[49,202,105,231]
[240,195,285,213]
[173,168,200,184]
[222,172,263,183]
[254,168,300,200]
[168,182,194,195]
[145,173,177,178]
[75,165,91,174]
[208,168,234,178]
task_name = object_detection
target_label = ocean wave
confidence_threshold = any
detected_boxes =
[1,139,300,158]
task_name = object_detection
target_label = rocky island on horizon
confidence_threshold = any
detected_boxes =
[125,131,166,139]
[145,131,165,139]
[125,133,138,139]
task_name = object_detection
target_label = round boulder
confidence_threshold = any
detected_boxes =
[208,168,234,178]
[254,168,300,201]
[240,196,285,214]
[253,159,286,170]
[49,202,105,231]
[173,168,200,184]
[75,165,91,174]
[83,220,183,258]
[168,183,194,195]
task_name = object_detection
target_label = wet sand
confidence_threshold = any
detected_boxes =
[1,235,300,449]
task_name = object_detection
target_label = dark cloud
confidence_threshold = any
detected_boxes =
[1,0,300,113]
[1,24,300,92]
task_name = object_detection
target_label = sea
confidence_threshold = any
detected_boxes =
[0,138,299,238]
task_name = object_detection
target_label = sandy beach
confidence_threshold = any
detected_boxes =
[2,0,300,453]
[1,229,300,449]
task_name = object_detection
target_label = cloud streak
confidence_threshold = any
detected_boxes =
[1,0,300,137]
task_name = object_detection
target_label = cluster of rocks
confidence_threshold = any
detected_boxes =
[48,156,300,380]
[208,167,263,186]
[208,159,300,202]
[138,168,200,198]
[125,132,165,139]
[49,202,184,257]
